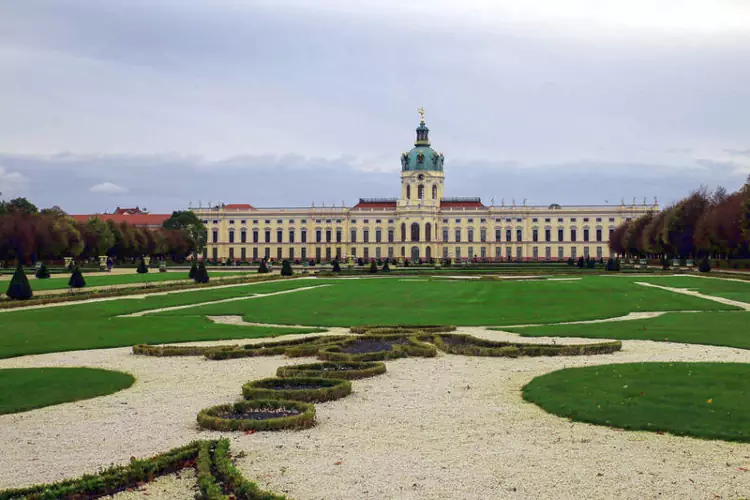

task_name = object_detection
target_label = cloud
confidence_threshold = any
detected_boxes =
[0,165,29,196]
[89,182,129,194]
[724,148,750,157]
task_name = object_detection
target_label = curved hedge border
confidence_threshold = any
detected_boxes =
[429,334,622,357]
[277,361,387,380]
[350,325,456,335]
[197,399,316,432]
[0,438,284,500]
[132,344,219,357]
[318,335,437,362]
[204,335,348,360]
[242,377,352,403]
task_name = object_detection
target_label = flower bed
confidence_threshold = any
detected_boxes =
[242,377,352,403]
[430,334,622,357]
[317,335,437,362]
[203,335,348,360]
[197,399,316,431]
[276,361,387,380]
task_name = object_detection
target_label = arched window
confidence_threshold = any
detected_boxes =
[406,185,411,199]
[418,184,424,199]
[432,185,437,199]
[411,222,420,242]
[401,223,407,242]
[228,230,235,244]
[425,222,432,242]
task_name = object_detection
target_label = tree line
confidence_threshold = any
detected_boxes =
[0,196,206,264]
[608,177,750,259]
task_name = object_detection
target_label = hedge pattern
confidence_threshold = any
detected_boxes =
[317,335,437,362]
[277,361,388,380]
[350,325,457,335]
[242,377,352,403]
[203,335,346,360]
[0,439,284,500]
[429,334,622,357]
[197,399,316,432]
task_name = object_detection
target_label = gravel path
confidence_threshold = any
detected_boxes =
[1,329,750,499]
[636,281,750,310]
[109,470,197,499]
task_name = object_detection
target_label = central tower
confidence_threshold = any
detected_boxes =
[399,108,445,208]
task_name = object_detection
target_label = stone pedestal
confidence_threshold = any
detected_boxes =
[64,257,73,269]
[144,256,151,266]
[98,255,108,271]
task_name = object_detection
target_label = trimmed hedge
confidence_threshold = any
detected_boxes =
[203,335,345,360]
[277,361,387,380]
[132,343,220,357]
[430,334,622,357]
[197,399,316,431]
[211,439,286,500]
[242,377,352,403]
[350,325,456,335]
[317,335,437,362]
[197,440,225,499]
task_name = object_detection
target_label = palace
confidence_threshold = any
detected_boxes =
[194,111,655,263]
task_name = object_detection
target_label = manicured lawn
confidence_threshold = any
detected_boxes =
[523,362,750,442]
[153,276,737,326]
[7,270,251,292]
[629,275,750,302]
[0,367,135,414]
[507,311,750,350]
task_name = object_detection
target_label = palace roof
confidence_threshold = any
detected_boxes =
[224,203,255,210]
[440,197,485,209]
[353,198,398,210]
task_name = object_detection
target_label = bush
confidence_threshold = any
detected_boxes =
[699,257,711,273]
[331,260,341,272]
[317,335,437,362]
[242,377,352,403]
[281,259,293,276]
[567,257,574,266]
[606,258,621,272]
[660,257,670,270]
[258,259,269,273]
[194,261,209,283]
[6,263,33,300]
[35,262,50,279]
[369,260,378,273]
[276,361,387,380]
[382,261,391,272]
[136,258,149,274]
[68,266,86,288]
[196,399,316,431]
[189,260,198,279]
[576,256,585,268]
[431,334,622,357]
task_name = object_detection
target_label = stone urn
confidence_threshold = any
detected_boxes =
[144,256,151,267]
[98,255,108,271]
[64,257,73,269]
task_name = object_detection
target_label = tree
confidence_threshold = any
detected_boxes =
[193,261,209,283]
[6,263,33,300]
[281,260,294,276]
[163,211,207,255]
[3,197,38,215]
[608,221,630,256]
[661,189,710,258]
[35,262,50,279]
[79,217,115,258]
[331,260,341,272]
[69,266,86,288]
[258,259,269,273]
[137,257,149,274]
[369,260,378,273]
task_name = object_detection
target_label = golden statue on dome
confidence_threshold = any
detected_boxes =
[418,106,425,123]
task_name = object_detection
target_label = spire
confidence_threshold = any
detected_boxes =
[415,107,430,146]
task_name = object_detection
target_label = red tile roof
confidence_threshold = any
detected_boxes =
[224,203,255,210]
[353,202,397,209]
[71,214,170,227]
[440,201,486,209]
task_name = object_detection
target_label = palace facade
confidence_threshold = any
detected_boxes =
[194,113,655,263]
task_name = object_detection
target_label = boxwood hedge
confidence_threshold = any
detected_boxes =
[276,361,387,380]
[242,377,352,403]
[197,399,316,431]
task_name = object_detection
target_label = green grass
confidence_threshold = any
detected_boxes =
[0,367,135,414]
[523,362,750,442]
[153,276,738,326]
[629,275,750,302]
[506,311,750,350]
[3,270,251,292]
[0,275,740,359]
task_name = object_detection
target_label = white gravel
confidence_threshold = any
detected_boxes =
[2,328,750,499]
[109,469,197,499]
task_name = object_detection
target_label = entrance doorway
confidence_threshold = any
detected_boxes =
[411,246,420,262]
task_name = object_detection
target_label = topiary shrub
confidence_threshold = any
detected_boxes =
[369,260,378,273]
[281,259,293,276]
[68,266,86,288]
[35,262,50,279]
[196,399,316,431]
[258,259,269,273]
[136,258,149,274]
[382,261,391,272]
[242,377,352,403]
[6,263,33,300]
[660,257,670,270]
[606,258,621,272]
[699,257,711,273]
[194,261,209,283]
[189,260,198,279]
[277,361,387,380]
[331,260,341,272]
[567,257,574,266]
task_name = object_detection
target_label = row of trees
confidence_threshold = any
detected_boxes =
[0,196,204,264]
[609,178,750,259]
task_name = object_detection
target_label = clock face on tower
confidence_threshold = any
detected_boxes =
[417,174,424,181]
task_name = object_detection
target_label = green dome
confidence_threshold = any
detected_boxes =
[400,121,444,172]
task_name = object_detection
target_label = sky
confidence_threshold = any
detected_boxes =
[1,0,749,213]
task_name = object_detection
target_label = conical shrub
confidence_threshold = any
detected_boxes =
[369,260,378,273]
[136,258,149,274]
[382,261,391,272]
[331,260,341,272]
[6,263,33,300]
[258,259,269,274]
[69,266,86,288]
[281,260,294,276]
[189,260,198,279]
[194,261,209,283]
[35,262,51,279]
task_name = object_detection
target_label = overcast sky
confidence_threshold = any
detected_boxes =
[1,0,749,213]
